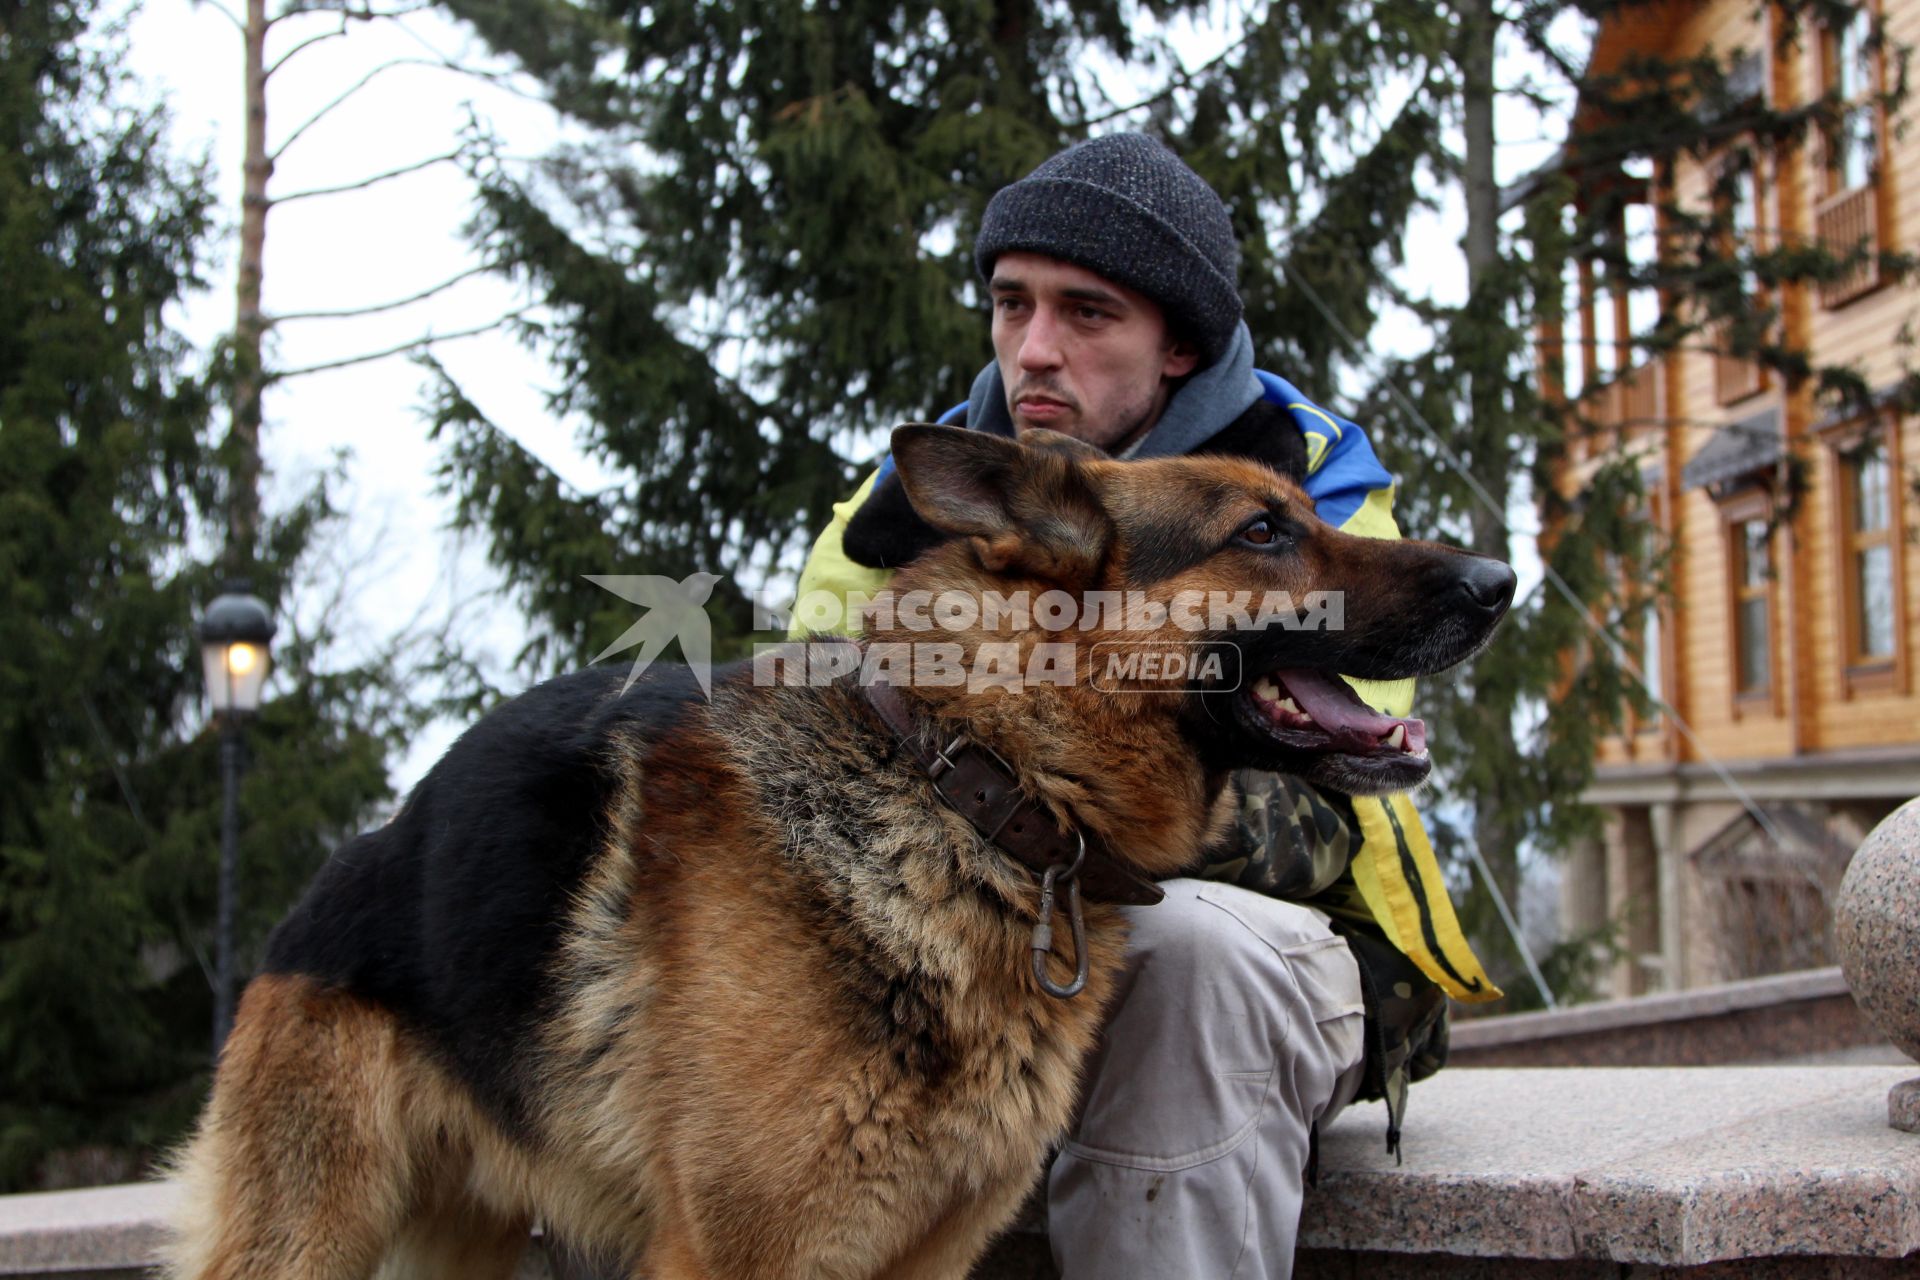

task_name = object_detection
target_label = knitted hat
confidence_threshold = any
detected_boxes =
[975,133,1244,364]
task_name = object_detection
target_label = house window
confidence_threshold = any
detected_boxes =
[1642,600,1665,710]
[1713,153,1767,404]
[1842,434,1896,663]
[1826,5,1878,194]
[1728,158,1761,293]
[1626,484,1668,738]
[1732,518,1773,696]
[1817,3,1886,306]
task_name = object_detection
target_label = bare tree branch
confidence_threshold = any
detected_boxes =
[265,1,432,29]
[265,18,349,79]
[387,23,559,108]
[270,309,533,379]
[271,263,496,322]
[1066,33,1251,129]
[195,0,247,34]
[271,57,412,159]
[271,55,542,160]
[272,150,460,204]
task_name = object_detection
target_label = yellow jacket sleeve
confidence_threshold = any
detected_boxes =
[788,469,895,641]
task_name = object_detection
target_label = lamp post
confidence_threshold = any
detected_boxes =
[198,585,276,1056]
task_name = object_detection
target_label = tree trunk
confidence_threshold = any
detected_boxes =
[229,0,269,570]
[1459,0,1523,913]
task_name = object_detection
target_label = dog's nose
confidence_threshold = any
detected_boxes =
[1455,557,1517,616]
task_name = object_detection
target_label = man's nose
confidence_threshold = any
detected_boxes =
[1018,308,1064,371]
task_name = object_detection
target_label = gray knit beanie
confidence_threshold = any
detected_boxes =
[975,133,1244,364]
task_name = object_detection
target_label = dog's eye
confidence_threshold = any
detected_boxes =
[1238,517,1288,547]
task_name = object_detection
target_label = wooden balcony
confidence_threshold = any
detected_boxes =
[1713,320,1766,405]
[1572,361,1665,457]
[1816,183,1884,308]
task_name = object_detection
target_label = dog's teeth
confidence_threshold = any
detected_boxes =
[1277,697,1301,715]
[1253,677,1281,701]
[1386,724,1407,750]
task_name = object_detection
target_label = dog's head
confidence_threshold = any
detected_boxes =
[878,424,1514,800]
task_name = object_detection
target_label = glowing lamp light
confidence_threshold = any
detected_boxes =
[199,589,277,716]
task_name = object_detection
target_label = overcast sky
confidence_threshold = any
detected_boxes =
[122,0,1572,795]
[125,0,608,788]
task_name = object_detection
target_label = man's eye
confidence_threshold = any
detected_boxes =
[1239,518,1285,546]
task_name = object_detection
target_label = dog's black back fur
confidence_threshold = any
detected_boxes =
[262,664,713,1132]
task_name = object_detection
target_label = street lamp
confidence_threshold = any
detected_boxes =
[198,585,275,1056]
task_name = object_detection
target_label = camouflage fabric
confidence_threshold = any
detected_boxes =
[1197,769,1449,1159]
[1329,924,1449,1160]
[1197,769,1359,899]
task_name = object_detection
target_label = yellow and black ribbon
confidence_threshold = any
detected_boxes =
[1347,794,1502,1003]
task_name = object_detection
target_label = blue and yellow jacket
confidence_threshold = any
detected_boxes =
[789,371,1500,1006]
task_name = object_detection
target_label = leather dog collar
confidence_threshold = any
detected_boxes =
[862,679,1164,908]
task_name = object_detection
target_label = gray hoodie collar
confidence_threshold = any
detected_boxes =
[962,321,1263,458]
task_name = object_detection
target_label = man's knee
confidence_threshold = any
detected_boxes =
[1121,878,1344,986]
[1101,880,1355,1070]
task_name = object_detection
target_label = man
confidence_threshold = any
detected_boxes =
[792,133,1498,1278]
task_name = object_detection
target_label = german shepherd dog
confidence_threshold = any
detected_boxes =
[163,424,1514,1280]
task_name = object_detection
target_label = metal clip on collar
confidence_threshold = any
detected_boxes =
[1031,831,1090,1000]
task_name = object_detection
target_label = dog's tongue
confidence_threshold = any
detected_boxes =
[1274,668,1428,754]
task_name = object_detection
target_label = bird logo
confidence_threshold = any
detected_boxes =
[585,572,723,698]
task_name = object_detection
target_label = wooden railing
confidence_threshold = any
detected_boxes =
[1816,183,1882,307]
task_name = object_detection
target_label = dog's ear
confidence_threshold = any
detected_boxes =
[889,424,1109,577]
[1015,428,1109,464]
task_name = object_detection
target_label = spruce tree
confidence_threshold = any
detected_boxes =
[427,0,1908,1005]
[426,0,1459,650]
[0,0,413,1187]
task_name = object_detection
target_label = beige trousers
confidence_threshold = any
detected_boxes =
[1048,879,1368,1280]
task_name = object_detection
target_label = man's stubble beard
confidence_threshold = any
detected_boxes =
[1103,381,1170,454]
[1010,378,1167,454]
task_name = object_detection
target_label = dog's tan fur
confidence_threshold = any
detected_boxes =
[163,426,1506,1279]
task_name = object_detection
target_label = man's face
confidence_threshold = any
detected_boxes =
[989,252,1200,452]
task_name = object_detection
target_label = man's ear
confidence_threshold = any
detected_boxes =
[888,424,1109,576]
[1163,338,1200,380]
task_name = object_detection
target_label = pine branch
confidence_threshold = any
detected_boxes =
[271,264,497,322]
[195,0,246,34]
[269,308,532,379]
[271,150,460,204]
[270,57,534,161]
[265,19,349,80]
[271,58,412,159]
[266,1,433,28]
[386,20,557,107]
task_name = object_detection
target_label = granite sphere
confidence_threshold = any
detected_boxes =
[1835,795,1920,1063]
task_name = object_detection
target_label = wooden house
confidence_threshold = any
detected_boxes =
[1547,0,1920,997]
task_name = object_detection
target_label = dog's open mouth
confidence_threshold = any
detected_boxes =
[1244,668,1428,760]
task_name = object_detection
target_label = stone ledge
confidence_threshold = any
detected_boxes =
[6,1067,1916,1278]
[1301,1065,1920,1268]
[0,1181,173,1277]
[0,1182,562,1279]
[1450,968,1852,1051]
